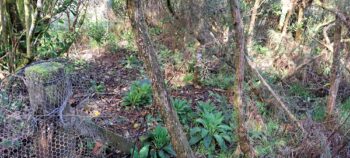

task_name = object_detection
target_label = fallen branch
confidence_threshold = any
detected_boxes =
[245,55,305,132]
[68,116,134,153]
[62,97,134,154]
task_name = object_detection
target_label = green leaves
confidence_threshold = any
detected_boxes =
[125,55,140,69]
[203,135,213,148]
[162,145,176,156]
[189,103,232,152]
[122,80,152,107]
[139,144,150,158]
[213,134,227,150]
[87,22,107,45]
[172,98,193,125]
[198,101,216,114]
[153,126,170,149]
[90,80,106,94]
[132,126,176,158]
[37,30,77,59]
[289,83,313,99]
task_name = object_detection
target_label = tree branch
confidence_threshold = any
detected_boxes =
[314,1,350,29]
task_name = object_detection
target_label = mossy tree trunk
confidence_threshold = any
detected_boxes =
[0,0,5,45]
[24,0,32,63]
[127,0,195,157]
[229,0,253,156]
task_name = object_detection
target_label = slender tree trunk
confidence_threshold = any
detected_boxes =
[326,18,342,124]
[0,0,6,52]
[0,0,4,36]
[127,0,195,157]
[24,0,32,62]
[246,0,260,53]
[295,5,304,43]
[281,7,293,36]
[279,0,293,30]
[0,0,14,73]
[229,0,253,156]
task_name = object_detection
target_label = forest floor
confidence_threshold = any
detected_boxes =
[65,39,350,156]
[69,46,228,146]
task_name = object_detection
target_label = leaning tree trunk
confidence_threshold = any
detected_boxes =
[326,18,343,124]
[126,0,195,157]
[229,0,253,156]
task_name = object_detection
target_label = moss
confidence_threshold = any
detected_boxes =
[25,62,64,80]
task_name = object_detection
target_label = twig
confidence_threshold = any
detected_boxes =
[314,1,350,29]
[75,93,95,109]
[311,36,333,52]
[323,22,335,51]
[245,55,306,132]
[327,112,350,140]
[0,52,9,61]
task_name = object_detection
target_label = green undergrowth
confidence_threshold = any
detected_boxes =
[122,80,152,107]
[131,126,176,158]
[134,92,238,157]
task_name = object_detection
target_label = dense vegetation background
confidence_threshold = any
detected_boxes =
[1,0,350,157]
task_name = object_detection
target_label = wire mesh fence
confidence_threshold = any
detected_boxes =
[0,59,118,158]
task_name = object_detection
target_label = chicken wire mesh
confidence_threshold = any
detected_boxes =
[0,59,115,158]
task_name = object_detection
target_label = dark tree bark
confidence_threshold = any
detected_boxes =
[229,0,253,156]
[126,0,195,157]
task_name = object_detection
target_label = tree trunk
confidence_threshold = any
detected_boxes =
[279,0,293,30]
[295,4,304,43]
[0,0,6,60]
[229,0,253,156]
[24,0,32,63]
[0,0,4,38]
[246,0,261,53]
[326,18,342,124]
[126,0,195,157]
[281,7,293,36]
[0,0,7,52]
